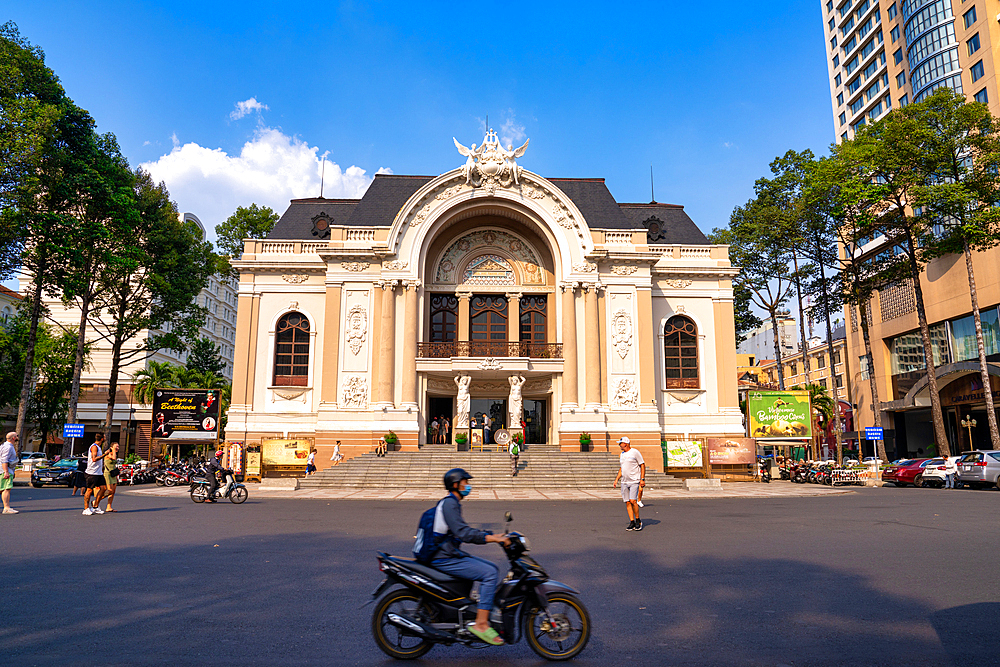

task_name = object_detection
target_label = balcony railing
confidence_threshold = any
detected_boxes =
[417,341,563,359]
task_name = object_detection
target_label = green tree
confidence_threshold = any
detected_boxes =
[130,360,181,405]
[733,282,762,348]
[186,337,225,376]
[92,169,215,443]
[711,194,797,389]
[27,324,80,452]
[838,104,952,456]
[214,203,279,277]
[913,88,1000,451]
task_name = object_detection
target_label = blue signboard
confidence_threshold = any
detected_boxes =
[865,427,884,441]
[62,423,85,439]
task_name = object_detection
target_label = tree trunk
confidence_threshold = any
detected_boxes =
[770,310,786,389]
[63,285,92,458]
[104,331,124,446]
[963,240,1000,450]
[816,253,844,465]
[792,250,810,379]
[905,232,950,456]
[16,260,47,460]
[849,259,887,462]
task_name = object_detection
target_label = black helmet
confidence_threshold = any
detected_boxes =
[443,468,473,490]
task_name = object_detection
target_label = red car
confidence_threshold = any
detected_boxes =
[881,458,933,487]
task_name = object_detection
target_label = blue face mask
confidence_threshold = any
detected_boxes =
[460,484,472,497]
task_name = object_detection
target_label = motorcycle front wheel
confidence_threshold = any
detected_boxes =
[229,486,248,504]
[190,485,208,503]
[371,589,433,660]
[526,592,591,661]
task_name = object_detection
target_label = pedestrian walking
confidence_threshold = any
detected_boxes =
[0,431,19,514]
[442,416,450,444]
[82,434,109,516]
[482,413,491,445]
[509,438,520,477]
[306,448,317,475]
[944,454,958,489]
[331,441,343,466]
[430,419,439,445]
[72,455,87,496]
[613,436,645,531]
[102,442,119,512]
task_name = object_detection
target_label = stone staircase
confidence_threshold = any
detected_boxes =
[300,448,683,490]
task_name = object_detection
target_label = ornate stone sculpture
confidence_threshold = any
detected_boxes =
[346,305,367,355]
[382,260,408,271]
[664,279,693,288]
[454,374,472,428]
[281,274,308,284]
[611,309,633,359]
[611,265,638,276]
[341,376,368,408]
[508,375,526,427]
[341,261,370,272]
[453,130,529,194]
[613,378,639,409]
[572,261,597,273]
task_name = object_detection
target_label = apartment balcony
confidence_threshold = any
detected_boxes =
[417,341,563,359]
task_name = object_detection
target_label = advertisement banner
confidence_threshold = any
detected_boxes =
[151,389,222,440]
[748,390,812,439]
[261,438,312,466]
[708,438,757,464]
[664,440,703,467]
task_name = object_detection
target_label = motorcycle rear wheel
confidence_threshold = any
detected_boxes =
[229,486,248,504]
[164,476,176,487]
[190,485,208,503]
[371,589,433,660]
[526,592,591,661]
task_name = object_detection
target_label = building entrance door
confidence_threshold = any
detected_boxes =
[427,396,454,444]
[523,399,547,444]
[470,398,507,445]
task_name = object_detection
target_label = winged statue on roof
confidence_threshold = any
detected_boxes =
[453,129,530,193]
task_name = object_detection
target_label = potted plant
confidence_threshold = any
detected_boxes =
[455,432,468,451]
[512,431,525,446]
[384,431,398,445]
[579,432,592,451]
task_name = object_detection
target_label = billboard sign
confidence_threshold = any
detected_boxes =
[151,388,222,440]
[664,440,703,467]
[748,390,812,440]
[62,423,85,438]
[707,438,757,465]
[261,438,312,466]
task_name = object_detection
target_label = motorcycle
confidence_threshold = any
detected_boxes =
[189,468,248,504]
[757,456,771,483]
[370,512,590,661]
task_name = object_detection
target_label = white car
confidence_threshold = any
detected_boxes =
[917,457,960,487]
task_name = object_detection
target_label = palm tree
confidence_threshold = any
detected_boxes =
[805,383,836,459]
[131,360,180,405]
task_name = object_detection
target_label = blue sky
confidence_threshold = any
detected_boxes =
[6,1,836,242]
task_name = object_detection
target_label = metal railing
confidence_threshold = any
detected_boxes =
[417,341,563,359]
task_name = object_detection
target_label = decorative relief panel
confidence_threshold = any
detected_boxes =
[613,378,639,410]
[463,255,515,286]
[572,262,597,273]
[341,261,370,272]
[341,376,368,409]
[382,260,408,271]
[435,229,542,285]
[477,357,503,370]
[611,265,638,276]
[426,377,552,395]
[281,274,308,284]
[346,305,368,355]
[663,279,693,289]
[611,309,633,360]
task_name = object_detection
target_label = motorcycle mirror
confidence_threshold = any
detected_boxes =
[504,511,513,523]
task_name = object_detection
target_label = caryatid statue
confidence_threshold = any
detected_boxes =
[508,375,526,428]
[454,374,472,428]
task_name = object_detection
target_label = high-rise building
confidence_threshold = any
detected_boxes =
[821,0,998,142]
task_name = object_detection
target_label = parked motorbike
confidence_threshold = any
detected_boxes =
[370,512,590,661]
[189,468,248,504]
[757,456,771,483]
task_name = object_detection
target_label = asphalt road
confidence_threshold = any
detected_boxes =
[3,484,999,666]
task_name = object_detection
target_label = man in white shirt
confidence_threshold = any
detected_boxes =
[613,436,645,531]
[0,432,19,514]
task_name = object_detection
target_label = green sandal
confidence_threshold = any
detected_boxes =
[467,622,504,645]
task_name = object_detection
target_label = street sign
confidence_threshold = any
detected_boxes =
[62,423,85,438]
[865,427,884,440]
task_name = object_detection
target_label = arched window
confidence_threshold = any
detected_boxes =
[664,315,698,388]
[429,294,458,342]
[274,312,311,386]
[519,295,547,343]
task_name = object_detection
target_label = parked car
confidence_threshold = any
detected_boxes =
[30,457,85,487]
[915,457,950,487]
[881,458,931,486]
[956,450,1000,489]
[19,451,49,469]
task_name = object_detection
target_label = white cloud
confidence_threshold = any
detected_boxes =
[140,126,385,240]
[230,97,269,121]
[499,112,526,149]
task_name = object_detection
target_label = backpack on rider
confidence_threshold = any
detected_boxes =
[413,496,453,563]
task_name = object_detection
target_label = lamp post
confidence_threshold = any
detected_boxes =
[960,415,977,451]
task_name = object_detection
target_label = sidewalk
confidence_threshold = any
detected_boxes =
[122,481,855,501]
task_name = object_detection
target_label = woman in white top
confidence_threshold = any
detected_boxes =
[331,441,343,466]
[306,448,317,475]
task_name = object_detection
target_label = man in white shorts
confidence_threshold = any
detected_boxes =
[612,436,645,531]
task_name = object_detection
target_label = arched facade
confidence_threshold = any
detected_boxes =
[227,136,744,469]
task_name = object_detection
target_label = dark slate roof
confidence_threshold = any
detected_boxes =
[267,174,701,239]
[266,198,360,239]
[618,203,709,244]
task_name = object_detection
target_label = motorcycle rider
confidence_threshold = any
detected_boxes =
[206,446,226,502]
[430,468,510,646]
